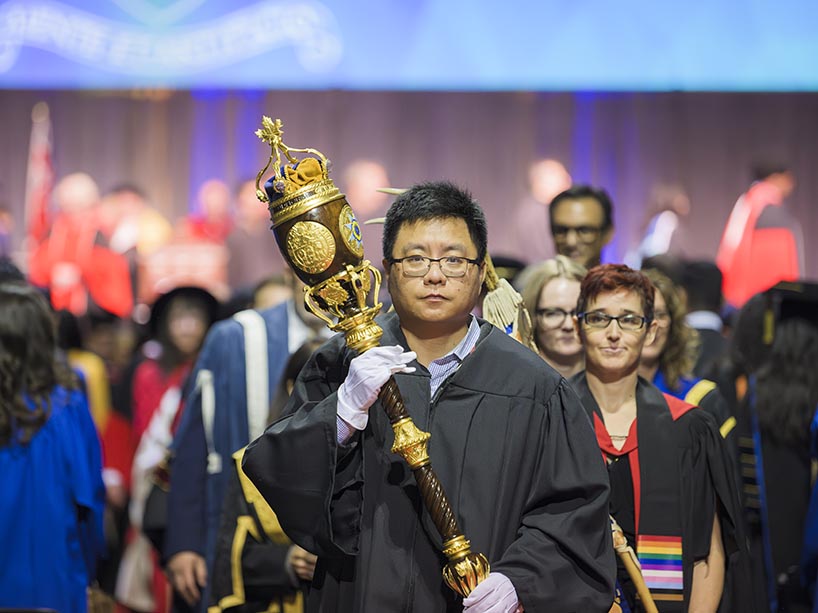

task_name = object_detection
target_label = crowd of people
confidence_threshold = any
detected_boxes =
[0,153,814,613]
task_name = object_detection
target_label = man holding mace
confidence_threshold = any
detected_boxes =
[243,121,615,612]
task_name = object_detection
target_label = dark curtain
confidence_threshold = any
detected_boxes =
[1,89,816,277]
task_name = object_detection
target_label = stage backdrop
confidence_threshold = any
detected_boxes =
[1,89,816,279]
[0,0,817,91]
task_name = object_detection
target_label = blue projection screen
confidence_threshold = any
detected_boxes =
[0,0,816,91]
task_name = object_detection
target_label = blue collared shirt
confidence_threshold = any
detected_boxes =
[427,315,481,398]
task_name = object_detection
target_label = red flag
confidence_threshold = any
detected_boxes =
[24,101,54,252]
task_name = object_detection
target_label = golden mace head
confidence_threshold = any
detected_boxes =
[254,117,383,352]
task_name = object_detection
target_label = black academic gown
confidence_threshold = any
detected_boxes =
[244,313,616,612]
[571,374,754,613]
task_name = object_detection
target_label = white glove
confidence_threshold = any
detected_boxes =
[462,572,523,613]
[337,345,416,430]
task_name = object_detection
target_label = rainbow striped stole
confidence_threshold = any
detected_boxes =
[637,534,684,597]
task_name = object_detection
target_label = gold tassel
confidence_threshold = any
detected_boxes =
[482,255,536,351]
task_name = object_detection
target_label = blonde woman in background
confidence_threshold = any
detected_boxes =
[638,268,733,434]
[521,255,587,378]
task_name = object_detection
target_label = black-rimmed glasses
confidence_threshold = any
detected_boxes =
[578,311,649,331]
[535,307,575,328]
[388,255,481,278]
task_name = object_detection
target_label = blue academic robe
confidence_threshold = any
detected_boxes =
[0,386,105,613]
[165,303,291,609]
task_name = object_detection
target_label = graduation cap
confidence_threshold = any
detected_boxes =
[761,280,818,344]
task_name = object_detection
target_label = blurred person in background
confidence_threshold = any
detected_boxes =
[521,255,587,378]
[29,172,133,318]
[99,184,174,302]
[117,286,219,613]
[731,285,818,613]
[165,273,328,612]
[638,268,734,437]
[0,281,106,612]
[340,159,390,265]
[183,179,234,244]
[500,158,572,264]
[625,183,691,269]
[226,179,285,291]
[717,163,803,308]
[57,309,129,597]
[549,185,614,270]
[100,184,173,259]
[681,260,728,379]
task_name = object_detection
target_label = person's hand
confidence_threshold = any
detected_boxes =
[462,572,523,613]
[287,545,318,581]
[337,345,416,430]
[166,550,207,606]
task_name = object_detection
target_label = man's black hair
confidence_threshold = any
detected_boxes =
[548,185,614,231]
[751,162,791,183]
[382,181,488,261]
[681,260,723,313]
[0,256,24,283]
[105,183,148,199]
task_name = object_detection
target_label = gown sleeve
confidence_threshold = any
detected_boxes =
[681,409,757,612]
[64,388,107,580]
[491,380,617,611]
[242,338,360,559]
[210,452,296,611]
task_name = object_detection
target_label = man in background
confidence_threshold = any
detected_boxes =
[682,260,727,379]
[549,185,614,270]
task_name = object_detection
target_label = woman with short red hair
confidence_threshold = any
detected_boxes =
[569,264,751,612]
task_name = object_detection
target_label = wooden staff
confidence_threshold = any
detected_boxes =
[611,517,659,613]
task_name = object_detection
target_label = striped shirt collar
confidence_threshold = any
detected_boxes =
[428,315,482,396]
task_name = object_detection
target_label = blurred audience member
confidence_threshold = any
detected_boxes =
[717,163,803,308]
[28,172,133,317]
[731,285,818,613]
[184,179,233,244]
[521,255,587,378]
[549,185,614,269]
[501,158,572,264]
[253,273,294,310]
[0,281,105,611]
[56,309,129,596]
[100,184,173,258]
[682,261,727,378]
[226,179,284,290]
[626,183,691,268]
[117,286,219,612]
[638,268,733,436]
[0,255,24,282]
[165,275,327,611]
[341,159,390,264]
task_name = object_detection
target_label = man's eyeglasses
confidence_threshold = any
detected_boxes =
[535,307,575,328]
[551,225,604,243]
[388,255,481,278]
[578,311,649,331]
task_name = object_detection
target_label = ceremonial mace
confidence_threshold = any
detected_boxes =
[253,118,489,597]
